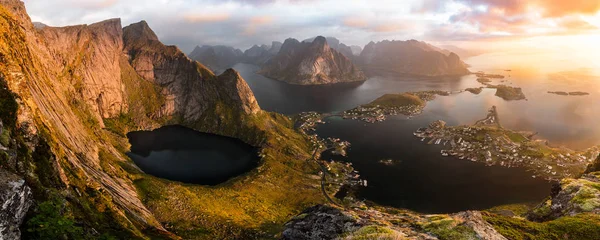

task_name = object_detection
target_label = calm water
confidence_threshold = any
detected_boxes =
[233,61,600,213]
[127,125,259,185]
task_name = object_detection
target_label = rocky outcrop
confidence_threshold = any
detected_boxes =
[452,211,508,240]
[358,40,470,77]
[0,169,32,240]
[123,20,259,120]
[188,45,244,72]
[37,18,127,120]
[303,36,356,58]
[259,36,366,85]
[529,172,600,221]
[282,205,362,240]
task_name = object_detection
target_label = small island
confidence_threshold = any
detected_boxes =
[465,87,483,94]
[342,91,449,123]
[414,106,599,180]
[548,91,590,96]
[475,74,526,101]
[493,85,526,100]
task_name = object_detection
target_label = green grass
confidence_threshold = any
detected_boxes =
[343,225,405,240]
[366,93,425,108]
[420,217,477,240]
[125,110,327,239]
[483,212,600,240]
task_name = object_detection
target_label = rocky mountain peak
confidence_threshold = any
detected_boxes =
[310,36,329,51]
[123,20,159,47]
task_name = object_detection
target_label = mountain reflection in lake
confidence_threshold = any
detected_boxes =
[127,125,259,185]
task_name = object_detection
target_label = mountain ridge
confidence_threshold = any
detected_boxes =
[258,36,367,85]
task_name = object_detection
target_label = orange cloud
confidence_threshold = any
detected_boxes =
[250,15,273,25]
[372,23,406,32]
[71,0,118,9]
[459,0,600,17]
[183,13,230,23]
[539,0,600,17]
[343,18,368,28]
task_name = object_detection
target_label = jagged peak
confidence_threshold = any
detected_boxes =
[123,20,158,43]
[312,36,327,45]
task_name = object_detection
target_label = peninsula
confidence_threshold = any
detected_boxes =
[414,106,599,180]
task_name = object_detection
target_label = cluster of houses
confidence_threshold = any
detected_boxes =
[296,111,324,134]
[414,121,598,180]
[342,104,422,123]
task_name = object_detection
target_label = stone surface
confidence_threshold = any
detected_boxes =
[0,169,32,240]
[452,211,508,240]
[281,205,362,240]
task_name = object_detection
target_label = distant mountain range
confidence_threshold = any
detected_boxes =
[189,37,471,84]
[358,40,470,77]
[258,36,366,85]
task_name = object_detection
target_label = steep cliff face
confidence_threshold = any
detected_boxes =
[259,36,366,85]
[303,36,356,58]
[37,19,126,120]
[123,21,259,120]
[358,40,470,77]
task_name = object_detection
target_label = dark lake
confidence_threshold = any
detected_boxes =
[233,62,600,213]
[127,125,259,185]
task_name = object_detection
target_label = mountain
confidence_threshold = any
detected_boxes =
[358,39,470,77]
[0,1,325,238]
[259,36,366,85]
[303,36,356,58]
[350,45,362,55]
[439,44,483,59]
[242,41,282,65]
[188,45,244,72]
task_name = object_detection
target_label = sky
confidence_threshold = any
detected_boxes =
[22,0,600,66]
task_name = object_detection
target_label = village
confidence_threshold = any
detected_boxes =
[414,106,600,180]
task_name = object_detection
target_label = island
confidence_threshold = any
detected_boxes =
[465,87,483,94]
[548,91,590,96]
[475,75,526,101]
[341,90,449,123]
[414,106,599,180]
[493,85,526,100]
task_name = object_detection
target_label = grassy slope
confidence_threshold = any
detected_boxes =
[366,93,425,108]
[117,110,324,239]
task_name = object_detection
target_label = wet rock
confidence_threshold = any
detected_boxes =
[0,169,32,240]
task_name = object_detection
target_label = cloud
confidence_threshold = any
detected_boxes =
[454,0,600,17]
[22,0,600,54]
[243,15,274,36]
[183,13,231,23]
[68,0,119,9]
[343,18,368,28]
[559,18,598,31]
[249,15,273,24]
[372,23,406,32]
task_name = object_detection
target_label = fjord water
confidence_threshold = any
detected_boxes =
[234,62,600,213]
[127,125,259,185]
